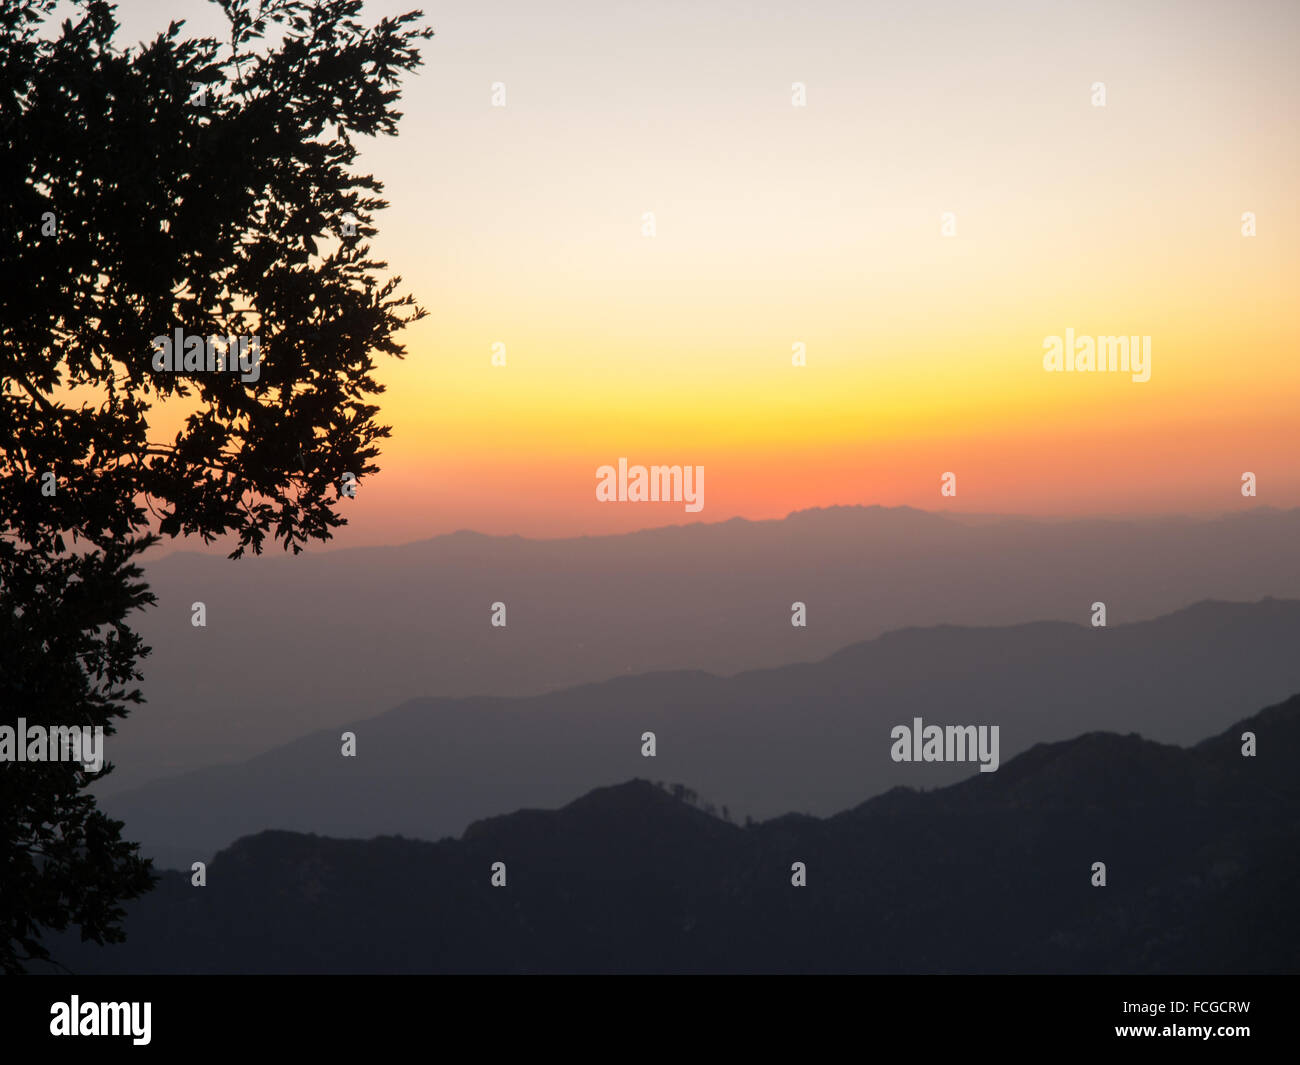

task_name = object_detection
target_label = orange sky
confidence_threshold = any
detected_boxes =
[113,0,1300,545]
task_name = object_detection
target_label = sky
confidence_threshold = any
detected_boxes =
[93,0,1300,543]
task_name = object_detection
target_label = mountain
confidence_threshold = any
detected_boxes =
[102,505,1300,793]
[49,694,1300,974]
[101,597,1300,864]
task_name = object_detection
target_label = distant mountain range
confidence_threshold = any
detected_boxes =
[104,505,1300,793]
[102,597,1300,867]
[52,694,1300,974]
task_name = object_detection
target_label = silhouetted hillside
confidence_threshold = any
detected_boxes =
[50,695,1300,974]
[105,506,1300,791]
[103,598,1300,863]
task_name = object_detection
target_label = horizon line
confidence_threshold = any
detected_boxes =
[141,501,1297,561]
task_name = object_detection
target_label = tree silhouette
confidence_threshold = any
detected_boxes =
[0,0,430,973]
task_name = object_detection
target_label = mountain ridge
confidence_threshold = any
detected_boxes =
[99,504,1300,797]
[101,598,1300,866]
[50,694,1300,974]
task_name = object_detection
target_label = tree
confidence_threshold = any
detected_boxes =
[0,0,431,973]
